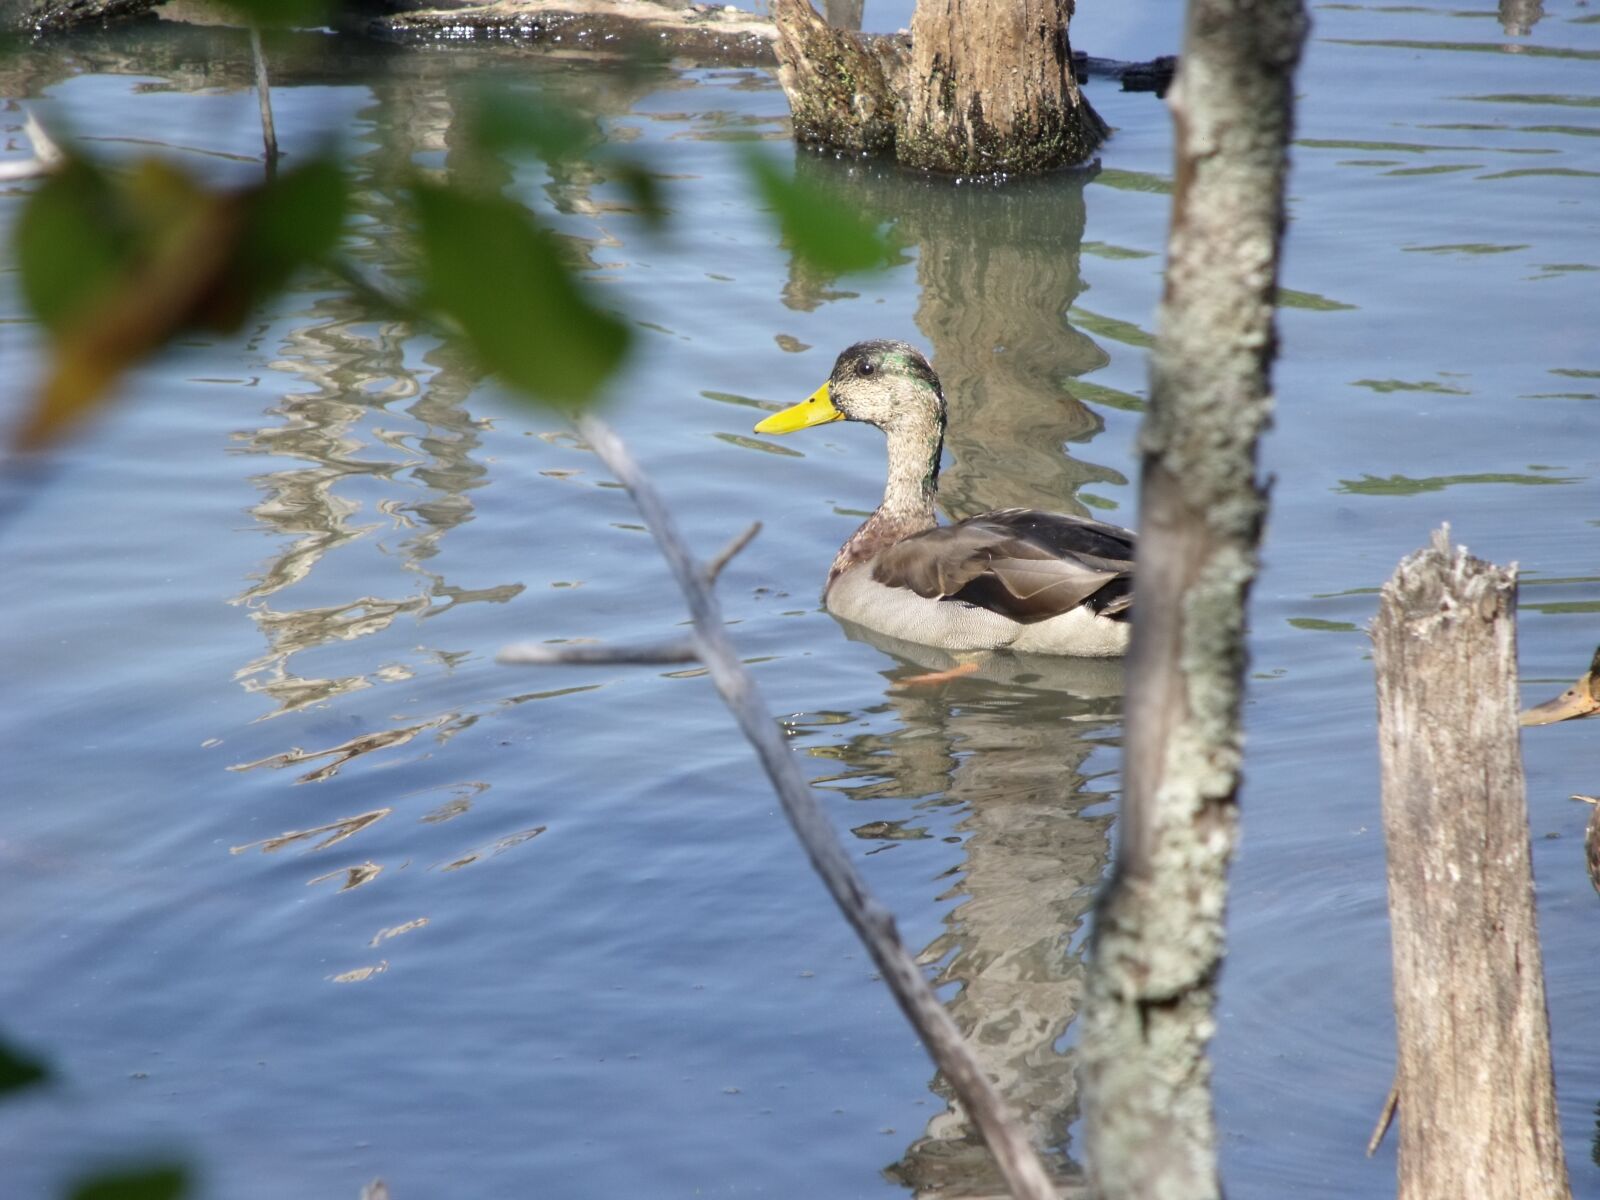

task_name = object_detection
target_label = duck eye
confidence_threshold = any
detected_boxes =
[857,361,875,377]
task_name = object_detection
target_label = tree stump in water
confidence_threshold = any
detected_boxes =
[771,0,1107,175]
[1372,529,1570,1200]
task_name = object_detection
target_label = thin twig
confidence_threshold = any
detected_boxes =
[559,415,1059,1200]
[705,520,762,584]
[499,638,700,666]
[1367,1074,1399,1156]
[250,25,279,168]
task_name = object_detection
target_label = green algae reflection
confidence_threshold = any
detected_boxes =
[1338,471,1579,495]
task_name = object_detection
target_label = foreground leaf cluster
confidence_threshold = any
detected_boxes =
[9,93,893,452]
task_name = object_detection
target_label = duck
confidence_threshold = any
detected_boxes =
[1519,645,1600,896]
[1520,645,1600,726]
[753,339,1134,657]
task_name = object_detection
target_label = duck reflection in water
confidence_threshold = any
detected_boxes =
[794,624,1123,1194]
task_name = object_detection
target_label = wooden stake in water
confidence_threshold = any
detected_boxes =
[250,25,278,169]
[1372,528,1570,1200]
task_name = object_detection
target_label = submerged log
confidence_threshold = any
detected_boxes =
[1371,529,1570,1200]
[17,0,158,32]
[371,0,779,63]
[771,0,1106,176]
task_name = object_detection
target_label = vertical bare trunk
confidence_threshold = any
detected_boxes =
[899,0,1103,175]
[1077,0,1307,1196]
[1372,530,1570,1200]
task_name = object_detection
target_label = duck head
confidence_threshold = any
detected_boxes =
[1521,645,1600,726]
[754,340,945,437]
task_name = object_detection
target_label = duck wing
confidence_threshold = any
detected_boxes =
[870,508,1135,624]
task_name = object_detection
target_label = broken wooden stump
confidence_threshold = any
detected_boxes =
[771,0,1106,176]
[1371,528,1570,1200]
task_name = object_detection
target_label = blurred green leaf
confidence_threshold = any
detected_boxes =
[11,152,348,450]
[742,151,890,275]
[466,89,596,164]
[241,157,346,285]
[15,157,132,334]
[412,182,629,408]
[211,155,348,328]
[611,163,669,229]
[69,1164,189,1200]
[0,1036,49,1096]
[14,158,240,449]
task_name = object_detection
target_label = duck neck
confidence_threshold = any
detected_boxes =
[879,418,942,530]
[828,418,943,587]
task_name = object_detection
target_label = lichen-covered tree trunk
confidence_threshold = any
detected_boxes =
[771,0,1106,176]
[1076,0,1307,1196]
[1373,532,1570,1200]
[899,0,1101,174]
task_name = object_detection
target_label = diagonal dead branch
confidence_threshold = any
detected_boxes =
[498,638,700,666]
[704,520,762,585]
[547,414,1060,1200]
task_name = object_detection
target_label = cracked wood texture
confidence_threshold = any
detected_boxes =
[899,0,1103,174]
[1076,1,1306,1197]
[1372,531,1570,1200]
[770,0,1105,175]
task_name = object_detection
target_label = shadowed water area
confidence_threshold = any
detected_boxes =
[0,2,1597,1197]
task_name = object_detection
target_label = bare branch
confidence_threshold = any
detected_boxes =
[704,520,762,584]
[498,638,700,666]
[568,414,1059,1200]
[1366,1075,1399,1157]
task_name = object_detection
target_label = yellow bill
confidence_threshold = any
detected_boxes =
[753,382,843,435]
[1520,646,1600,726]
[1520,682,1600,726]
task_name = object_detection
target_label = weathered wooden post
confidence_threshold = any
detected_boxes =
[1371,529,1570,1200]
[1076,0,1307,1195]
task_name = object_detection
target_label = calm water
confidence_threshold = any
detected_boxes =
[2,3,1597,1197]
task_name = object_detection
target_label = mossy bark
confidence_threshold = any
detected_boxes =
[771,0,907,156]
[1076,0,1307,1196]
[899,0,1105,175]
[771,0,1106,177]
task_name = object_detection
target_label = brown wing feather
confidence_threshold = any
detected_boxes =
[870,508,1135,624]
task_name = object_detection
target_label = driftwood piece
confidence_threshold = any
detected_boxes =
[503,417,1062,1200]
[1371,529,1570,1200]
[0,112,66,182]
[1076,0,1307,1197]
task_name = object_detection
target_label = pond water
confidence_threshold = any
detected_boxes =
[1,2,1597,1197]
